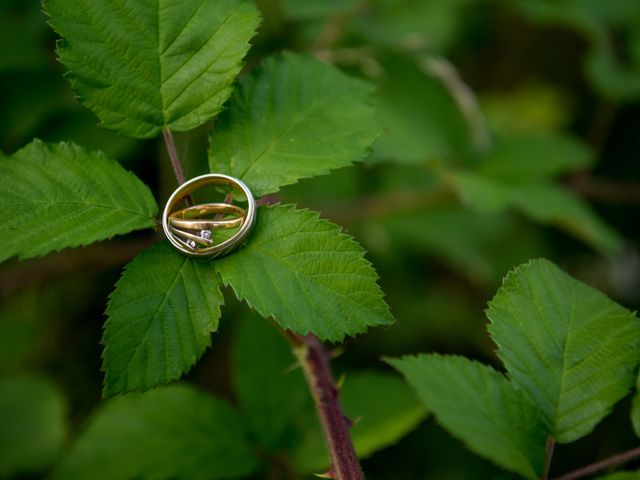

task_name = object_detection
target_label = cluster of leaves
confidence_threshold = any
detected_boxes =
[0,0,400,395]
[0,0,414,477]
[391,259,640,479]
[369,50,622,263]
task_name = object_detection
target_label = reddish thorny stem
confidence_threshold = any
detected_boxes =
[162,129,363,479]
[292,333,364,480]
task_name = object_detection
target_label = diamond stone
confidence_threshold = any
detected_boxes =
[200,230,212,240]
[187,240,197,249]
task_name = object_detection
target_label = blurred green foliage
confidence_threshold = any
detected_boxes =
[1,0,640,478]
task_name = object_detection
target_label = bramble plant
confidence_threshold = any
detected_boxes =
[3,0,404,478]
[1,0,640,479]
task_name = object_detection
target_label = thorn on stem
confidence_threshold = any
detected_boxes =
[314,467,336,478]
[330,346,345,359]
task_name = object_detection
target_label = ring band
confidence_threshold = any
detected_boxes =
[168,203,245,231]
[162,174,256,258]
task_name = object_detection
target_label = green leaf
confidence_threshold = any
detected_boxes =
[454,172,512,213]
[388,354,546,480]
[103,242,224,396]
[208,53,379,197]
[0,140,157,263]
[509,183,621,254]
[217,205,394,341]
[232,314,308,452]
[291,371,427,472]
[477,133,594,185]
[45,0,260,138]
[487,258,640,443]
[0,376,67,478]
[53,385,258,480]
[447,77,619,256]
[454,174,621,254]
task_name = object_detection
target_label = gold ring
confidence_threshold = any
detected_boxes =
[162,174,256,258]
[169,203,245,231]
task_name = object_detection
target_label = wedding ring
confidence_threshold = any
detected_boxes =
[169,203,245,231]
[162,174,256,258]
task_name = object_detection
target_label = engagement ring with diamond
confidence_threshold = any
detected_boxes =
[162,174,256,258]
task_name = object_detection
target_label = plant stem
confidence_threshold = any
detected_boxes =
[567,174,640,204]
[542,437,555,480]
[553,446,640,480]
[290,333,364,480]
[162,128,186,185]
[162,128,193,205]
